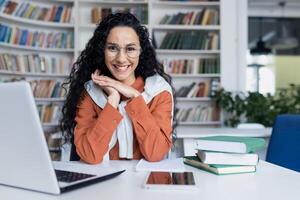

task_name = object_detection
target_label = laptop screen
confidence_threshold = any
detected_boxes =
[0,81,62,194]
[0,82,125,195]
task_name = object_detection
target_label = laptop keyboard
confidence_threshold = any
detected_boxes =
[55,169,96,183]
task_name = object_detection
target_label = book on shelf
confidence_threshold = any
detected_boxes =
[91,7,102,24]
[175,82,196,97]
[50,151,61,161]
[0,0,73,23]
[197,150,259,166]
[90,6,148,24]
[54,5,64,22]
[196,136,266,153]
[201,8,218,25]
[161,59,192,74]
[198,57,220,74]
[45,131,62,150]
[0,53,72,75]
[29,79,65,98]
[0,23,74,49]
[37,103,62,123]
[196,81,208,97]
[209,32,219,50]
[159,9,218,25]
[175,79,219,98]
[183,156,256,175]
[159,31,219,50]
[2,0,17,15]
[175,105,218,122]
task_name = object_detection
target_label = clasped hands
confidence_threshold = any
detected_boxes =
[91,69,140,108]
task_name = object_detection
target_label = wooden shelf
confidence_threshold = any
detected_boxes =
[42,123,60,127]
[49,147,61,152]
[79,23,148,29]
[0,71,69,78]
[35,98,65,102]
[178,121,222,126]
[78,0,148,5]
[170,74,220,78]
[0,43,74,53]
[152,1,220,7]
[156,49,220,54]
[0,13,74,29]
[152,25,220,31]
[176,97,213,102]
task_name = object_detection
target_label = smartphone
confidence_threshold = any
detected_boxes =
[143,171,197,190]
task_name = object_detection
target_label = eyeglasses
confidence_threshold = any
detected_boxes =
[105,44,141,58]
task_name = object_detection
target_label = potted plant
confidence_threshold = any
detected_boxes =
[213,84,300,127]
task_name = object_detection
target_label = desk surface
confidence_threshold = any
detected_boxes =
[1,160,299,200]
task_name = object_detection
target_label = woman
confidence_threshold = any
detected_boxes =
[61,12,175,164]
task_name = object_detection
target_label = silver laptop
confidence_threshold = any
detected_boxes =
[0,81,125,194]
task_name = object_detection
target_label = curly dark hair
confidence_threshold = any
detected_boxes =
[60,12,176,143]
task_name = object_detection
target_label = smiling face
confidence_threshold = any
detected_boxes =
[104,26,140,85]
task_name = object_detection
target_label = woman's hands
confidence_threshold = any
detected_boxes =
[92,70,120,108]
[91,70,140,107]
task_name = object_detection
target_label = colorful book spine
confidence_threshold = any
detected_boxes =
[29,79,65,98]
[0,23,74,49]
[0,53,72,74]
[90,6,148,24]
[0,0,73,23]
[175,105,219,122]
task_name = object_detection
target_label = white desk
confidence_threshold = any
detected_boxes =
[176,128,272,156]
[0,160,300,200]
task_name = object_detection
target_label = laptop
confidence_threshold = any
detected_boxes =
[0,81,125,195]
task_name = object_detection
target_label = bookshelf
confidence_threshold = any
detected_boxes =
[0,0,75,161]
[0,0,247,159]
[150,1,222,135]
[76,0,148,56]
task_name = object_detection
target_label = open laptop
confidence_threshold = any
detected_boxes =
[0,81,125,194]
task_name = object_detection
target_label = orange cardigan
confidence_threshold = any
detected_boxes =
[74,77,173,164]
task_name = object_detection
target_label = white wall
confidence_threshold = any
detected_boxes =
[221,0,248,92]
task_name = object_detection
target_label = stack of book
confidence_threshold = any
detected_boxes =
[184,136,266,175]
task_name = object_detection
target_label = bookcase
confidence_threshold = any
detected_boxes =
[151,1,221,134]
[0,0,247,160]
[0,0,75,161]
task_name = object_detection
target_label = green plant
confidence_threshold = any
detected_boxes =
[213,84,300,127]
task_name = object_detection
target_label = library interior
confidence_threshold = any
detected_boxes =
[0,0,299,199]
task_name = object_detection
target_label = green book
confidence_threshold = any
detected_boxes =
[159,32,170,49]
[196,136,266,153]
[183,156,256,175]
[169,32,180,49]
